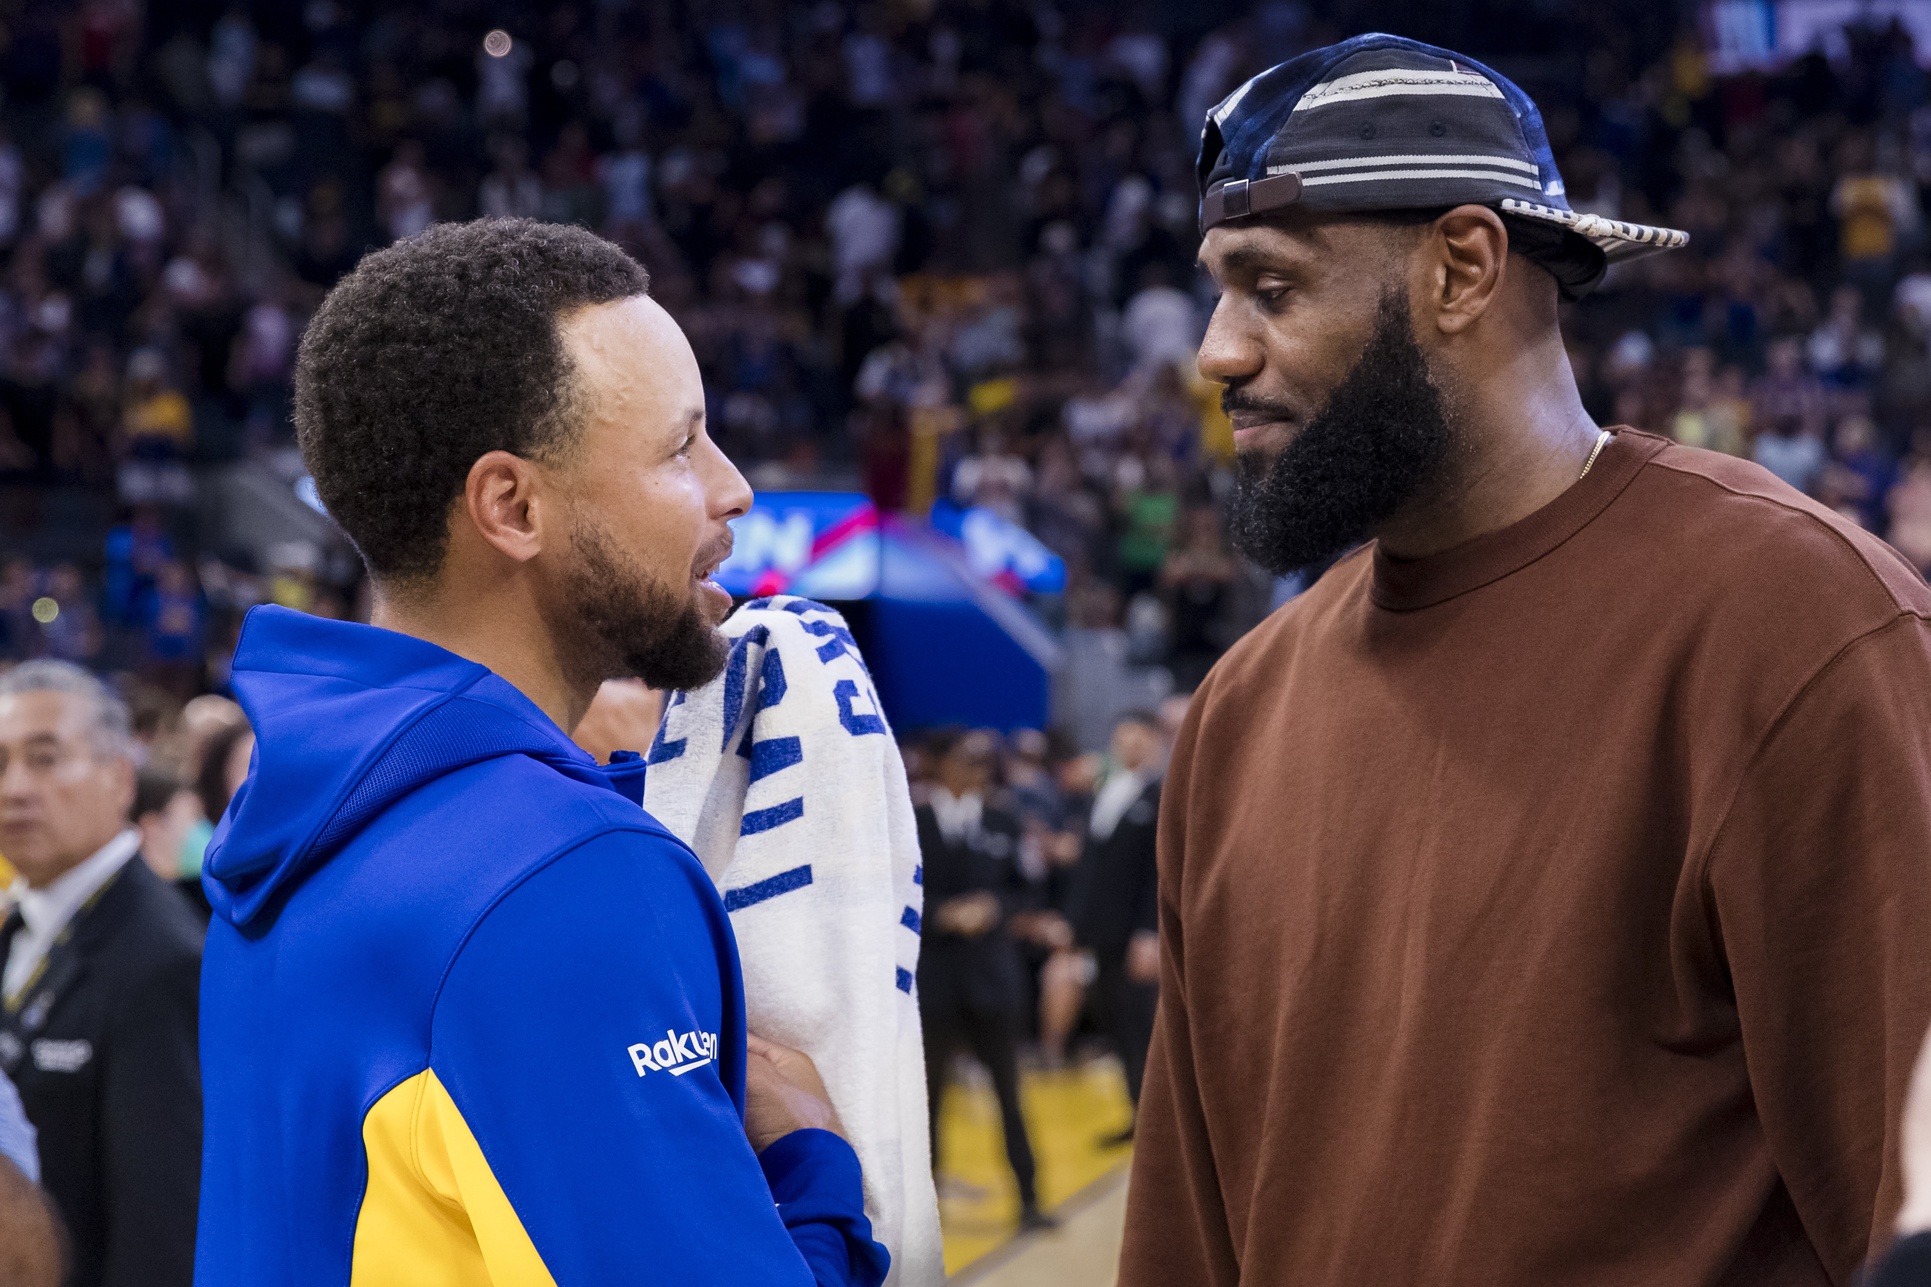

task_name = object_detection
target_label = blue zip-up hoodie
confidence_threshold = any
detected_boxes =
[196,606,889,1287]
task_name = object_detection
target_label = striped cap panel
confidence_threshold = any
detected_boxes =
[1294,67,1506,112]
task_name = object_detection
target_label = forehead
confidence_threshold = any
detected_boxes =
[557,294,700,421]
[0,689,92,742]
[1199,214,1400,276]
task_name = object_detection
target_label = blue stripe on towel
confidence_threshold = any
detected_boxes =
[900,905,921,933]
[646,691,687,765]
[740,796,805,836]
[747,735,803,783]
[723,864,814,911]
[913,864,922,885]
[896,967,913,994]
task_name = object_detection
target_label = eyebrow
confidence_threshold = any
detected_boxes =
[1199,243,1302,278]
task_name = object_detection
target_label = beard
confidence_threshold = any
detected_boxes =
[556,513,731,694]
[1225,288,1459,576]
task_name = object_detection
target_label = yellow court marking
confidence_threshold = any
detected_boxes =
[937,1058,1133,1276]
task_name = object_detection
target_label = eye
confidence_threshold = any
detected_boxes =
[1255,284,1291,310]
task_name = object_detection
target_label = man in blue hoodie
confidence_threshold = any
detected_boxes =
[196,218,891,1287]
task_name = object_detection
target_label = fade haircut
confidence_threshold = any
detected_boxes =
[294,218,651,582]
[0,660,134,759]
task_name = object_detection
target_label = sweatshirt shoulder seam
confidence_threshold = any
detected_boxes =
[1646,453,1924,610]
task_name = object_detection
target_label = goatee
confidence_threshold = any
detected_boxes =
[558,515,730,694]
[1226,289,1459,576]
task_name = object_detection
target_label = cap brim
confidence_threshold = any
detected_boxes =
[1499,198,1689,263]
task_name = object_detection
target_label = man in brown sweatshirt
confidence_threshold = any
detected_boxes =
[1122,34,1931,1287]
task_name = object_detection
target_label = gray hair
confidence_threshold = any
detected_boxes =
[0,660,135,759]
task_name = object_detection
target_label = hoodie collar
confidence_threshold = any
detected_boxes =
[204,607,644,929]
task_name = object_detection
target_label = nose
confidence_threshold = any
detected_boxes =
[1196,292,1262,387]
[701,436,754,523]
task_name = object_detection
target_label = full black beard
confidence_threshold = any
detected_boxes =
[1226,290,1458,576]
[559,515,730,694]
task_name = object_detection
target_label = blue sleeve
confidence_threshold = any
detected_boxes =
[760,1131,893,1287]
[428,827,889,1286]
[0,1071,37,1183]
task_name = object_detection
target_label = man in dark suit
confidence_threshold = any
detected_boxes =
[914,727,1052,1231]
[1068,711,1163,1131]
[0,661,202,1287]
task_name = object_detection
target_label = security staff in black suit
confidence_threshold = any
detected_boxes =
[0,662,202,1287]
[1067,711,1163,1127]
[914,727,1053,1231]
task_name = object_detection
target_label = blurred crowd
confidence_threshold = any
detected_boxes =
[5,0,1931,700]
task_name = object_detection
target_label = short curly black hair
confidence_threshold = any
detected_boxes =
[294,218,650,581]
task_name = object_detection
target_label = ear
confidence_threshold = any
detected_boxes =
[1423,205,1510,336]
[461,449,552,565]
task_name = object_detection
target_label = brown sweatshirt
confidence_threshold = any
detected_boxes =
[1121,430,1931,1287]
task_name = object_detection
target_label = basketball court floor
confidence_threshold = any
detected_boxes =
[936,1058,1131,1284]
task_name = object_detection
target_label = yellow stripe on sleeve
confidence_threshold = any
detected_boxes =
[351,1070,558,1287]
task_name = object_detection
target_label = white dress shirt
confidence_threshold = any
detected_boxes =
[1088,767,1148,842]
[927,787,983,846]
[3,829,141,1004]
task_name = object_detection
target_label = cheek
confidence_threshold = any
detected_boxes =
[619,469,710,577]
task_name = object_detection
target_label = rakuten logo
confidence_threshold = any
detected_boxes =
[629,1028,719,1078]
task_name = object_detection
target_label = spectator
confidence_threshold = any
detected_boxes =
[117,350,193,507]
[135,560,206,699]
[33,564,101,667]
[1889,442,1931,572]
[132,767,200,885]
[1753,412,1830,494]
[915,727,1052,1232]
[1160,505,1238,693]
[1065,710,1163,1136]
[0,661,202,1287]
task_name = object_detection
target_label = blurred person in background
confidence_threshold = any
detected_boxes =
[179,718,253,918]
[132,767,200,887]
[1065,710,1163,1142]
[1868,1015,1931,1285]
[135,560,207,701]
[0,1067,64,1287]
[171,699,248,909]
[1753,411,1830,494]
[0,661,202,1287]
[1128,34,1931,1287]
[1160,507,1239,693]
[915,726,1052,1232]
[568,677,664,765]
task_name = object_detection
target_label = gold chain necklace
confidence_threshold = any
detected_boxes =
[1579,428,1613,479]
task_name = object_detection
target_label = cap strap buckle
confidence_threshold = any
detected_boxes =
[1201,172,1305,232]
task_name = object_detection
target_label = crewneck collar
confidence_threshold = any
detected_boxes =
[1370,429,1665,612]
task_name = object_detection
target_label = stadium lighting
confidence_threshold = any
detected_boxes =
[483,29,513,58]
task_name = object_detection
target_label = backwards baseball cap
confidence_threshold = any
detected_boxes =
[1197,33,1688,299]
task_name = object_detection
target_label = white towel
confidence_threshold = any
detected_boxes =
[643,595,943,1286]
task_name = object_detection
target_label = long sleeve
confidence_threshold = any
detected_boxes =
[1705,615,1931,1282]
[100,945,201,1287]
[1118,702,1240,1286]
[428,828,889,1287]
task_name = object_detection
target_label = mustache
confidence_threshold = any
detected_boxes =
[1221,385,1296,420]
[695,530,734,572]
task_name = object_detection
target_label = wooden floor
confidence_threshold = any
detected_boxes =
[936,1056,1132,1281]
